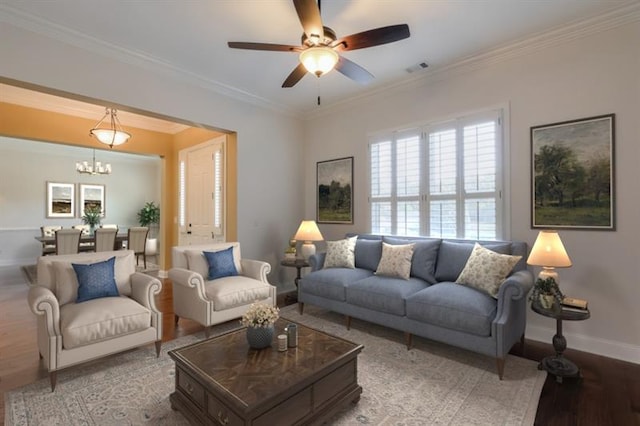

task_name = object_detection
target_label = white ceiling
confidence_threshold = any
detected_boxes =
[1,1,637,118]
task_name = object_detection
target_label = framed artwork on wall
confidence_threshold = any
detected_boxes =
[46,182,75,218]
[79,184,106,217]
[317,156,353,224]
[531,114,615,230]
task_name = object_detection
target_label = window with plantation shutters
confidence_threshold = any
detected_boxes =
[369,109,506,240]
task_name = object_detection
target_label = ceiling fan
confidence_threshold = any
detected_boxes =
[227,0,410,88]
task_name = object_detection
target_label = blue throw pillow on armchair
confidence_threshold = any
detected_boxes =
[73,256,119,303]
[204,247,238,280]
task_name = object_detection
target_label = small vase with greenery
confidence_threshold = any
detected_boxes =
[137,202,160,237]
[529,276,563,309]
[81,206,102,234]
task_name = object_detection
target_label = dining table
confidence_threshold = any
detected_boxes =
[35,233,129,252]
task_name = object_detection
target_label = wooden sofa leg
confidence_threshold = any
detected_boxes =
[496,357,505,380]
[405,332,413,350]
[204,327,210,339]
[49,371,57,392]
[39,352,43,360]
[345,316,352,330]
[298,302,304,315]
[520,333,526,356]
[155,341,162,357]
[174,314,180,324]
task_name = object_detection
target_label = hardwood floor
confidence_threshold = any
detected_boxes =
[1,267,638,425]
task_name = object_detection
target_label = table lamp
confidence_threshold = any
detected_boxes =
[294,220,323,260]
[526,230,572,283]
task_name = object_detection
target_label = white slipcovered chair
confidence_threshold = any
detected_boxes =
[28,250,163,391]
[169,243,275,337]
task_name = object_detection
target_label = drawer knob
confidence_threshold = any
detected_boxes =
[185,382,194,394]
[217,410,229,425]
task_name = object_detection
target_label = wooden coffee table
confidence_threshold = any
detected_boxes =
[168,318,363,425]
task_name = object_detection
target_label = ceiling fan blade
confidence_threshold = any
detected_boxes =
[282,63,308,88]
[335,56,374,85]
[332,24,410,51]
[293,0,324,41]
[228,42,302,52]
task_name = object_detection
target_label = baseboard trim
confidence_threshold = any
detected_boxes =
[526,324,639,365]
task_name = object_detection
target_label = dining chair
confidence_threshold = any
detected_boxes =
[72,224,94,252]
[40,226,62,256]
[94,228,118,252]
[127,227,149,269]
[100,224,119,229]
[54,229,82,255]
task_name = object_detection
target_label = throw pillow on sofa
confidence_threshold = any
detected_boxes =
[375,242,415,280]
[324,236,357,269]
[455,243,522,298]
[204,247,239,280]
[72,256,120,303]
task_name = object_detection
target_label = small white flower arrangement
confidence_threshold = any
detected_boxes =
[240,302,279,328]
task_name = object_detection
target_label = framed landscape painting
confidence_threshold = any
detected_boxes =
[317,156,353,224]
[46,182,75,218]
[531,114,615,230]
[79,184,106,217]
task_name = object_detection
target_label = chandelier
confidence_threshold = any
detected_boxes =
[89,107,131,148]
[76,149,111,175]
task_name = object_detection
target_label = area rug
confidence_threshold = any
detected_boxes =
[21,262,160,286]
[5,304,545,425]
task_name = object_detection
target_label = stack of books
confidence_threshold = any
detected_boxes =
[560,296,589,313]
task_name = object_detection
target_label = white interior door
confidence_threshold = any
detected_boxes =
[178,136,225,246]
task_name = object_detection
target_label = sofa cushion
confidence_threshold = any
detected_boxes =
[204,276,271,311]
[186,246,243,278]
[72,257,119,303]
[456,243,522,298]
[324,236,357,269]
[299,268,373,302]
[435,241,511,282]
[53,254,134,306]
[354,238,383,271]
[60,296,151,349]
[384,237,441,284]
[346,276,429,316]
[375,242,415,280]
[204,247,238,280]
[406,283,497,337]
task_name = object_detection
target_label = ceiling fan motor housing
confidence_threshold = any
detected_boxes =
[302,26,337,47]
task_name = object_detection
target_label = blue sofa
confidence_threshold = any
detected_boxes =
[297,234,533,379]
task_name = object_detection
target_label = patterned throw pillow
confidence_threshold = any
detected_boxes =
[375,242,415,280]
[204,247,238,280]
[455,243,522,298]
[72,257,119,303]
[324,236,357,269]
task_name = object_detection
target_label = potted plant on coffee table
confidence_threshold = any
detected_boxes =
[240,302,280,349]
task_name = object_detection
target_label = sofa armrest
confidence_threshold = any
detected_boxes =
[130,272,162,312]
[27,285,61,337]
[168,268,208,300]
[492,269,534,356]
[495,270,534,320]
[308,252,326,271]
[240,259,271,282]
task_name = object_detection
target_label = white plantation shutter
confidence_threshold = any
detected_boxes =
[370,109,504,239]
[212,145,224,234]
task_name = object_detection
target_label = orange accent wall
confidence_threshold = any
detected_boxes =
[0,102,237,268]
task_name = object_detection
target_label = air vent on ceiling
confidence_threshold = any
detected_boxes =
[406,62,429,73]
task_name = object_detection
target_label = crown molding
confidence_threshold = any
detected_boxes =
[307,1,640,119]
[0,4,298,118]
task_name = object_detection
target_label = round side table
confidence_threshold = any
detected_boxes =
[531,300,590,383]
[280,258,310,303]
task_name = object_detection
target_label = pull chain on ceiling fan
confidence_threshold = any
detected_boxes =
[227,0,410,88]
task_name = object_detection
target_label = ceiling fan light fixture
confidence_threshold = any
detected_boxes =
[90,107,131,148]
[300,46,339,76]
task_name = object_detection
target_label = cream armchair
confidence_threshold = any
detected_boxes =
[169,243,275,337]
[28,250,162,391]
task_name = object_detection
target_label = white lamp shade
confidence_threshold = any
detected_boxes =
[90,128,131,146]
[527,230,572,268]
[300,47,339,75]
[293,220,323,243]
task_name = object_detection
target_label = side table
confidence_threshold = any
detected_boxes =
[280,258,310,303]
[531,300,590,383]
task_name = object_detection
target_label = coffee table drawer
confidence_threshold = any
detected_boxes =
[177,368,205,409]
[207,393,243,426]
[253,386,312,426]
[314,360,356,408]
